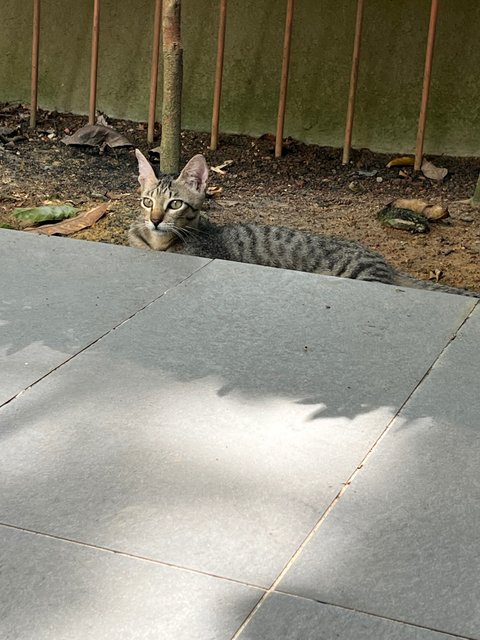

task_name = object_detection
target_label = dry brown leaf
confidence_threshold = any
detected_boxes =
[217,199,241,207]
[392,198,429,214]
[392,198,449,221]
[258,133,275,143]
[429,268,443,282]
[211,160,234,175]
[422,204,449,221]
[206,185,223,197]
[25,202,110,236]
[61,125,132,150]
[0,125,20,141]
[96,114,109,127]
[386,156,415,168]
[421,159,448,181]
[105,191,131,200]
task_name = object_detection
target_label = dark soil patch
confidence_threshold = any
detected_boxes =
[1,104,479,292]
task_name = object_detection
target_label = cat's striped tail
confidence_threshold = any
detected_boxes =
[394,273,480,298]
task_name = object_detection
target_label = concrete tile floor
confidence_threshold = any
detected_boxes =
[1,230,478,639]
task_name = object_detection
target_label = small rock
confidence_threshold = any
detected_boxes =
[459,214,474,222]
[357,169,377,177]
[376,176,383,183]
[348,181,361,193]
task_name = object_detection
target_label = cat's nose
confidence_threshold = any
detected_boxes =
[151,218,161,228]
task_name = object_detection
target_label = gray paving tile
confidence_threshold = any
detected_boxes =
[238,593,463,639]
[0,525,260,640]
[0,259,475,587]
[0,229,207,405]
[279,306,480,638]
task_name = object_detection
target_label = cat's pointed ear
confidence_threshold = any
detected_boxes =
[178,154,208,193]
[135,148,157,190]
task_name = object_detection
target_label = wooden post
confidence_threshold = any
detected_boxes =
[88,0,101,125]
[210,0,227,151]
[275,0,295,158]
[160,0,183,174]
[342,0,364,165]
[30,0,41,128]
[414,0,439,171]
[147,0,163,144]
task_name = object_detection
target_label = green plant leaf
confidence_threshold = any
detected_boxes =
[0,223,13,229]
[12,204,79,224]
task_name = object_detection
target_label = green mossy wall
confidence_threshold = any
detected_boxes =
[1,0,479,155]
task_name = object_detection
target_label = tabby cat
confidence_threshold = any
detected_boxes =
[128,150,479,298]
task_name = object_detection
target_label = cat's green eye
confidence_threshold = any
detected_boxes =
[142,197,153,208]
[169,199,183,210]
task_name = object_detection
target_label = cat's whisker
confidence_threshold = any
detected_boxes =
[172,224,201,243]
[170,224,189,237]
[182,227,200,238]
[184,225,204,236]
[171,224,190,236]
[170,227,187,241]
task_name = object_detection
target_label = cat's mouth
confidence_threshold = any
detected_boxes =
[147,221,171,233]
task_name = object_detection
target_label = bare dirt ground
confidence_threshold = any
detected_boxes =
[1,104,479,292]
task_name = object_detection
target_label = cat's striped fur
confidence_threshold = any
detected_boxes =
[129,150,480,298]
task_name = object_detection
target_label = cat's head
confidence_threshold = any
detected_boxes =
[135,149,208,234]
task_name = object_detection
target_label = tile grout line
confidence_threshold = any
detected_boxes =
[2,273,475,415]
[230,303,477,639]
[0,520,265,592]
[2,278,476,634]
[0,259,214,411]
[272,591,478,640]
[0,524,472,640]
